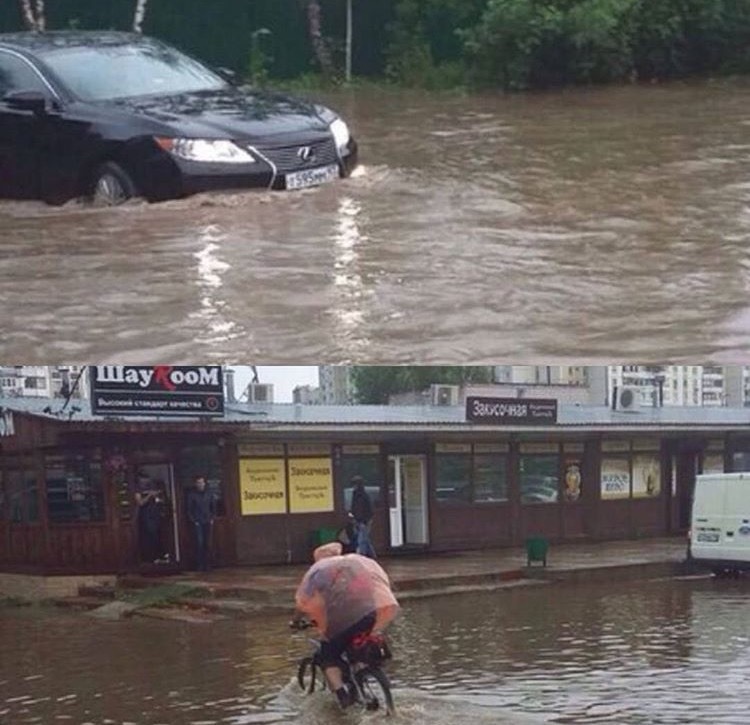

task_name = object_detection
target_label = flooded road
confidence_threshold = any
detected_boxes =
[3,79,750,361]
[2,576,750,724]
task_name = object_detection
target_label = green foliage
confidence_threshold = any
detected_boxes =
[351,366,494,404]
[462,0,750,89]
[2,0,750,91]
[564,0,638,82]
[385,0,484,88]
[463,0,566,89]
[246,28,273,85]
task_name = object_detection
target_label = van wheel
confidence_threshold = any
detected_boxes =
[89,161,137,206]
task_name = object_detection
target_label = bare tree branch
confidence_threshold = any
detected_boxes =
[306,0,334,76]
[133,0,148,34]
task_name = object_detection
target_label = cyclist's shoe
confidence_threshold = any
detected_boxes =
[335,686,355,709]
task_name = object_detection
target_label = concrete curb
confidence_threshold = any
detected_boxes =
[523,560,689,584]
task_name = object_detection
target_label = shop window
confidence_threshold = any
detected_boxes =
[601,457,631,499]
[45,455,105,523]
[632,454,661,498]
[732,452,750,472]
[520,455,559,504]
[563,459,583,502]
[600,442,663,500]
[339,456,382,509]
[177,445,226,516]
[435,454,472,503]
[474,454,508,502]
[7,469,39,523]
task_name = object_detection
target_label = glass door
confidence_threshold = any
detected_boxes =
[137,462,180,564]
[388,457,403,547]
[388,455,429,547]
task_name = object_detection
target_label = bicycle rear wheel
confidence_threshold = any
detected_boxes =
[297,657,326,693]
[355,667,395,716]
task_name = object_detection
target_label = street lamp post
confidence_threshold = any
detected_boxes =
[345,0,352,83]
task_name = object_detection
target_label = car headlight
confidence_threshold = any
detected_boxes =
[329,118,350,153]
[155,137,256,164]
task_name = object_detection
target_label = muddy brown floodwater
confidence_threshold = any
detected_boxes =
[2,576,750,724]
[3,80,750,361]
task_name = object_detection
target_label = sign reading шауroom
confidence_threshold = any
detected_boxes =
[466,396,558,424]
[90,365,224,417]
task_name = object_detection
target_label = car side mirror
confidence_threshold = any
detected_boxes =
[215,67,237,85]
[4,90,48,114]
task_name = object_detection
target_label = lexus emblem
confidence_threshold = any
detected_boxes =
[297,145,315,163]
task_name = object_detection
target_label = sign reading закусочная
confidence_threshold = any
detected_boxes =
[90,365,224,417]
[466,396,558,424]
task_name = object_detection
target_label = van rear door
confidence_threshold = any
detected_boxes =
[691,474,725,559]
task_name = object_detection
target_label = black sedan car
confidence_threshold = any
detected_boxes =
[0,31,358,205]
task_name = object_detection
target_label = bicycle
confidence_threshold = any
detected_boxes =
[291,619,395,716]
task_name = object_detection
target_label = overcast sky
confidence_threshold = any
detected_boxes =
[230,366,319,402]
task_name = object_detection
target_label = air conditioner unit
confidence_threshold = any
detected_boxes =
[431,384,460,406]
[615,386,641,412]
[248,383,274,404]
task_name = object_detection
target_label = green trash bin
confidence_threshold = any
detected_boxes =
[314,526,340,547]
[525,537,549,567]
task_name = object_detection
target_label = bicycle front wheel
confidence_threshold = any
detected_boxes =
[297,656,325,694]
[355,666,395,716]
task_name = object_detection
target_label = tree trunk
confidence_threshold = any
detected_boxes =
[18,0,37,30]
[34,0,45,31]
[306,0,334,76]
[18,0,45,31]
[345,0,352,82]
[133,0,148,34]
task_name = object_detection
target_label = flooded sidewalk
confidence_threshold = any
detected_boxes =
[176,535,688,595]
[1,536,691,622]
[103,537,689,622]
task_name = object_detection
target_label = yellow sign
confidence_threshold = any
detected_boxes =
[239,458,287,515]
[288,457,334,513]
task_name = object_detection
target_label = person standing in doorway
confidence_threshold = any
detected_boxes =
[188,476,216,571]
[135,471,165,564]
[349,475,376,559]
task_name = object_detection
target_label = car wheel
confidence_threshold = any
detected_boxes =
[89,162,137,206]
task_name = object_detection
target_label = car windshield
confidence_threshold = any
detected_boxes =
[41,42,228,101]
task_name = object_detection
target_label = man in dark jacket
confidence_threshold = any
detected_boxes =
[349,476,376,559]
[187,476,216,571]
[135,471,166,563]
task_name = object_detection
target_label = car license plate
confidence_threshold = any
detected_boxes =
[285,164,339,191]
[697,532,720,543]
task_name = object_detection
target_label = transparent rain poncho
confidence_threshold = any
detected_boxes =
[295,553,400,640]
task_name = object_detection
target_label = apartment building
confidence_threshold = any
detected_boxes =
[318,365,355,405]
[0,366,89,399]
[607,365,747,407]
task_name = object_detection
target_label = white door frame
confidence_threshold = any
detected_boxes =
[388,454,429,547]
[388,456,403,548]
[138,462,180,563]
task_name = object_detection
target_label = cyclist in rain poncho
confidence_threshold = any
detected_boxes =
[293,542,400,708]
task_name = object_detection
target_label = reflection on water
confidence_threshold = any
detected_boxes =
[4,80,750,359]
[3,578,750,724]
[330,196,371,359]
[191,225,245,347]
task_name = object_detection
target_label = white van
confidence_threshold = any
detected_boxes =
[690,472,750,574]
